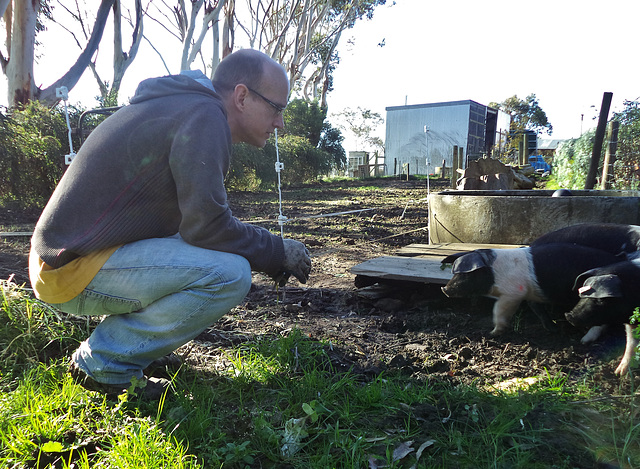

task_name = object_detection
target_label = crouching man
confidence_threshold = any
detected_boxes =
[29,49,311,399]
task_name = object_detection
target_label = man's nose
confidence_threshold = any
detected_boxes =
[274,113,285,129]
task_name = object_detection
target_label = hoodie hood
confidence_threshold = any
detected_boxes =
[130,71,219,104]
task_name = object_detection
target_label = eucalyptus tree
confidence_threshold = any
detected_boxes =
[234,0,386,106]
[1,0,120,106]
[143,0,227,76]
[145,0,386,106]
[332,106,384,152]
[55,0,144,106]
[1,0,385,109]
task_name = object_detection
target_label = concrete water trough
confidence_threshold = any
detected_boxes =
[428,189,640,245]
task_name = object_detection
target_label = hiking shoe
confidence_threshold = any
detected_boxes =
[69,362,171,400]
[144,352,183,379]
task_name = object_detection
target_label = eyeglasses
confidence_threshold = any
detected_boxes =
[246,86,286,115]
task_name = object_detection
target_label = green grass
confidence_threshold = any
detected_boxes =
[1,280,640,468]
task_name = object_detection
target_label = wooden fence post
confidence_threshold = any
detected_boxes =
[600,120,619,189]
[585,91,613,189]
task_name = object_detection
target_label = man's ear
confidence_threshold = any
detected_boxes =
[232,84,250,111]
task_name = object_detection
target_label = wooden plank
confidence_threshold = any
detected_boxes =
[396,242,526,258]
[0,232,33,237]
[350,256,452,285]
[352,243,529,286]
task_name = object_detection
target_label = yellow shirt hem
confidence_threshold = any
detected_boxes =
[29,245,121,304]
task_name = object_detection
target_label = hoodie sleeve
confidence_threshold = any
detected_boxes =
[168,101,285,276]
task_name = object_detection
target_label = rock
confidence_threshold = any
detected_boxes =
[456,158,513,190]
[512,169,534,189]
[479,173,511,190]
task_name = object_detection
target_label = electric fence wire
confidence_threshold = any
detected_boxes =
[58,86,76,164]
[274,128,286,237]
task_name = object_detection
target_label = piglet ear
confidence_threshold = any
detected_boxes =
[451,251,488,274]
[441,251,467,265]
[573,268,599,291]
[579,274,622,298]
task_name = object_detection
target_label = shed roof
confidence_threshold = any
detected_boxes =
[385,99,486,112]
[537,138,566,150]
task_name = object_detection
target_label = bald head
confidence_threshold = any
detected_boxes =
[213,49,289,147]
[213,49,288,97]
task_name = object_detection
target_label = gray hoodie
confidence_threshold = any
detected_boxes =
[31,72,284,276]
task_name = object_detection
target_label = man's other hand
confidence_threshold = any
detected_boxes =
[282,238,311,284]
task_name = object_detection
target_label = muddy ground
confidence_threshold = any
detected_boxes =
[0,178,635,395]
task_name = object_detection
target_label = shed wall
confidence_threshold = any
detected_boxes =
[385,102,471,176]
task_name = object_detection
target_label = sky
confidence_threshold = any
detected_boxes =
[2,0,639,150]
[327,0,640,144]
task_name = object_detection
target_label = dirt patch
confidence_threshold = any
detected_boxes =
[0,179,634,394]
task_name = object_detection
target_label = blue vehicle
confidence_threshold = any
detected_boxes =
[528,155,551,174]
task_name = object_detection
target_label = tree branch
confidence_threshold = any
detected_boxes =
[37,0,115,105]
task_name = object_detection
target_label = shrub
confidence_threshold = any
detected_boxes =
[552,130,595,189]
[0,102,83,208]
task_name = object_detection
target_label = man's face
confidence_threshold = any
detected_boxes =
[241,64,289,148]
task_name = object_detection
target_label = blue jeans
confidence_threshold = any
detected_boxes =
[54,235,252,385]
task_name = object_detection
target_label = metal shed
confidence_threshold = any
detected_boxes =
[384,100,511,176]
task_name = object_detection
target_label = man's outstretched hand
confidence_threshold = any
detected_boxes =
[280,238,311,284]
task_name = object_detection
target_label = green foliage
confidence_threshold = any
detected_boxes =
[552,130,595,189]
[227,99,345,189]
[491,94,552,160]
[611,99,640,188]
[278,134,334,185]
[0,98,344,200]
[0,102,84,208]
[1,276,640,467]
[283,99,327,146]
[0,280,91,375]
[551,99,640,190]
[0,103,61,207]
[0,363,200,469]
[319,124,347,171]
[226,142,272,190]
[492,94,553,136]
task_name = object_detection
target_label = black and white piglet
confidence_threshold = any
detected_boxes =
[531,223,640,258]
[566,259,640,375]
[441,243,621,336]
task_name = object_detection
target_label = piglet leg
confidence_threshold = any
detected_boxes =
[615,323,639,375]
[491,297,523,335]
[580,325,608,344]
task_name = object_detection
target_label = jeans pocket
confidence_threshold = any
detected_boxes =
[58,289,143,316]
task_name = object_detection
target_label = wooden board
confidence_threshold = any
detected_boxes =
[350,255,452,285]
[0,232,32,237]
[351,243,527,285]
[396,242,526,258]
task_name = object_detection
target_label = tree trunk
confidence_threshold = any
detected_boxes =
[37,0,115,106]
[5,0,116,107]
[6,0,37,106]
[0,0,11,73]
[111,0,143,101]
[222,0,235,58]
